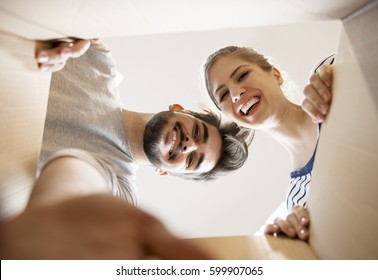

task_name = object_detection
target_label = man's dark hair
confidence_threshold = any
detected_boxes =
[173,108,254,181]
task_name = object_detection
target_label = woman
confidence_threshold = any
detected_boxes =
[36,40,327,240]
[202,46,334,237]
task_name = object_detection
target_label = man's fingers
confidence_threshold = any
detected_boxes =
[36,48,71,64]
[70,39,91,58]
[38,62,66,72]
[35,39,91,69]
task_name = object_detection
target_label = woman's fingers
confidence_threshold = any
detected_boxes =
[287,206,309,241]
[302,65,334,123]
[264,223,282,235]
[265,206,310,240]
[302,83,329,122]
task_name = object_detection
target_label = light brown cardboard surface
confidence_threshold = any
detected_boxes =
[0,8,64,40]
[189,235,318,260]
[308,2,378,259]
[0,31,51,218]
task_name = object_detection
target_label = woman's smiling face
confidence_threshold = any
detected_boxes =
[207,55,283,129]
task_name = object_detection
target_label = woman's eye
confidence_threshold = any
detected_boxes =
[219,90,229,103]
[238,71,248,82]
[186,154,194,168]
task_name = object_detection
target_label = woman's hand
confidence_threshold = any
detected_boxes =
[35,38,99,72]
[264,205,310,241]
[302,65,334,123]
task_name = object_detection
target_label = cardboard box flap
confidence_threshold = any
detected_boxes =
[308,2,378,259]
[0,31,51,218]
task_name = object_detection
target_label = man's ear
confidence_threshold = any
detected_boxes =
[272,67,284,85]
[169,104,185,111]
[155,168,169,176]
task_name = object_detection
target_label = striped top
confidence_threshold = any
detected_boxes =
[286,125,320,210]
[285,54,335,210]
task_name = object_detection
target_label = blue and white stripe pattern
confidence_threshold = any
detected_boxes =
[286,166,313,210]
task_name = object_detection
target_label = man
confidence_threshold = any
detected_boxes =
[29,38,252,207]
[1,38,251,260]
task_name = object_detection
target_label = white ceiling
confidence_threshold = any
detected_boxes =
[123,0,369,35]
[0,0,370,39]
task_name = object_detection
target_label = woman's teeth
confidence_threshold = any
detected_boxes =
[241,97,260,115]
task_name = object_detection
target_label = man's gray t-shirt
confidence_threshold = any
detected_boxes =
[38,42,138,205]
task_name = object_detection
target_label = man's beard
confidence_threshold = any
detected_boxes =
[143,110,175,167]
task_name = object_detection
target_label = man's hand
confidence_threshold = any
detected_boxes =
[302,65,334,123]
[35,38,98,72]
[264,205,310,241]
[0,194,212,260]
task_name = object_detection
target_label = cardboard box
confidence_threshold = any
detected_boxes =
[189,235,317,260]
[0,0,376,259]
[0,32,51,218]
[308,1,378,259]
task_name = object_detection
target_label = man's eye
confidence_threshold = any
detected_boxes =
[238,71,249,82]
[186,153,194,168]
[219,90,229,103]
[193,124,199,140]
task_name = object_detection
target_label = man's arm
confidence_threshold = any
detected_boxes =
[27,156,110,208]
[1,157,212,259]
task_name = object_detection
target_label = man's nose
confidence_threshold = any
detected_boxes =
[182,136,198,154]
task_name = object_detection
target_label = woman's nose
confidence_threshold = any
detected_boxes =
[182,136,198,153]
[230,87,244,103]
